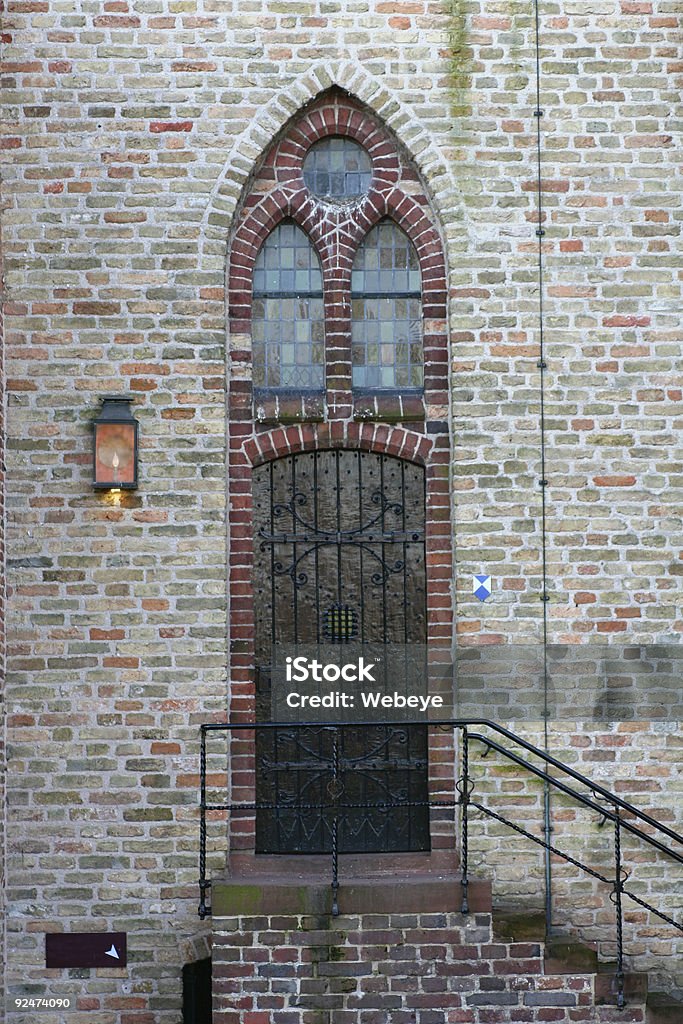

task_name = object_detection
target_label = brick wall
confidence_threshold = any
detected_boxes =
[212,906,646,1023]
[1,0,681,1019]
[0,190,6,1006]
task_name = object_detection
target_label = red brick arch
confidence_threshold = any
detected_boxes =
[229,187,447,330]
[271,101,402,191]
[242,422,434,467]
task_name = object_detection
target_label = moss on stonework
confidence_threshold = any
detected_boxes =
[213,883,261,916]
[443,0,472,120]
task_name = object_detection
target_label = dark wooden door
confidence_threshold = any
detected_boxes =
[252,449,429,853]
[182,959,211,1024]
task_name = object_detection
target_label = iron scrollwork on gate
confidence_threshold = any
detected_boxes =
[252,449,430,854]
[258,488,423,588]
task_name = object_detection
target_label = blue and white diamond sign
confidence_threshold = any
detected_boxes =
[473,574,492,602]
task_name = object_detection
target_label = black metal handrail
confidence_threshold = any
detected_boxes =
[198,719,683,1010]
[467,730,681,860]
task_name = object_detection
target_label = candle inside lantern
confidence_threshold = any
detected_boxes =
[93,401,138,490]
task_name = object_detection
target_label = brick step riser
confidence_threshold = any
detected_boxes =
[212,910,647,1023]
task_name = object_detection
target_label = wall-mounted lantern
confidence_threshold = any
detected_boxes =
[93,395,139,490]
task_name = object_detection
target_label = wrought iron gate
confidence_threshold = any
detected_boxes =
[252,449,430,854]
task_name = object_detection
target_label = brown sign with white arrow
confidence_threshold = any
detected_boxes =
[45,932,127,968]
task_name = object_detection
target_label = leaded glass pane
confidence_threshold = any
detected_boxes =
[253,222,323,295]
[351,222,423,389]
[303,137,372,200]
[253,222,324,389]
[351,220,421,294]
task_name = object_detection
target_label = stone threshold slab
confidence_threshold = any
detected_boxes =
[211,873,491,917]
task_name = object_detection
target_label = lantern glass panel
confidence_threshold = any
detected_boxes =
[95,422,136,486]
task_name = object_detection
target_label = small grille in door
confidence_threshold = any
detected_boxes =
[323,604,359,643]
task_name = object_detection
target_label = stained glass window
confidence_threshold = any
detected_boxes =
[303,137,372,201]
[252,222,325,390]
[351,221,423,389]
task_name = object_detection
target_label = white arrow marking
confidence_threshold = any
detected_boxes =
[105,944,119,960]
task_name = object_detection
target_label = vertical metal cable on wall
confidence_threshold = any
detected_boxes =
[532,0,553,936]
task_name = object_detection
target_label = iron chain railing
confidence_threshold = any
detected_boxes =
[198,719,683,1009]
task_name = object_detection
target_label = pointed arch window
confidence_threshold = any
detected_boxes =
[351,221,423,390]
[252,221,325,390]
[232,95,449,419]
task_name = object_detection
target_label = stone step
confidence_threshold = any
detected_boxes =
[595,965,649,1005]
[493,908,547,942]
[647,991,683,1024]
[544,937,599,974]
[211,872,492,917]
[494,910,660,1009]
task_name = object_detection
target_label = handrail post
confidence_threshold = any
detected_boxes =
[613,807,625,1010]
[198,725,209,919]
[331,727,340,917]
[459,725,470,915]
